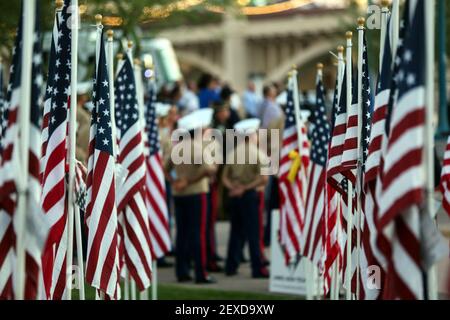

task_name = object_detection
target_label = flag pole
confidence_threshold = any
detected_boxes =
[152,260,157,300]
[15,0,35,300]
[146,58,158,301]
[74,205,85,299]
[379,1,389,73]
[329,45,344,301]
[65,0,79,300]
[355,17,365,301]
[345,30,353,301]
[391,0,400,59]
[291,66,313,300]
[425,0,438,301]
[107,29,118,160]
[336,45,345,301]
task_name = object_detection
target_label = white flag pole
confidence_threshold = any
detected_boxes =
[391,0,400,59]
[345,30,353,301]
[124,271,130,300]
[106,29,118,160]
[74,205,85,300]
[152,260,158,300]
[65,0,79,300]
[14,0,35,300]
[131,279,137,300]
[379,1,389,72]
[425,0,438,301]
[355,17,366,300]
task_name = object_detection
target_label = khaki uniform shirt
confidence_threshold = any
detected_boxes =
[76,106,91,165]
[165,137,212,197]
[222,141,268,188]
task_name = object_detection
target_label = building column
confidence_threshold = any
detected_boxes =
[223,10,248,92]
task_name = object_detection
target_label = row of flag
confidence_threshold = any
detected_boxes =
[0,0,171,299]
[278,0,448,300]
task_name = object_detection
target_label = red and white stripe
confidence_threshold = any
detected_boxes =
[377,85,425,300]
[85,148,121,299]
[144,152,171,259]
[440,136,450,216]
[0,88,19,299]
[278,118,309,261]
[340,94,358,184]
[117,120,152,290]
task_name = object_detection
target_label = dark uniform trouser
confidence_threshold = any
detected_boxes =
[206,184,219,267]
[174,194,209,281]
[226,190,265,277]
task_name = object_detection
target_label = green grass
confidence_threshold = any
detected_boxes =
[72,283,294,300]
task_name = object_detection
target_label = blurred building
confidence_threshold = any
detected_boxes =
[156,0,359,92]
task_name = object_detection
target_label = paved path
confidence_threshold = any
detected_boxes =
[157,209,449,298]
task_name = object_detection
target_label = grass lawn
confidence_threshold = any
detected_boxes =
[73,283,295,300]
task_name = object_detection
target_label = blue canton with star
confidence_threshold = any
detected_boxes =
[47,2,71,138]
[115,56,139,136]
[145,82,160,156]
[284,78,296,131]
[91,30,113,156]
[361,35,373,170]
[311,78,331,166]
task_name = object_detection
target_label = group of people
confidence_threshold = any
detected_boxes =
[75,72,289,284]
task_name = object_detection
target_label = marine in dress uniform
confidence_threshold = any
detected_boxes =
[222,119,269,278]
[165,109,217,284]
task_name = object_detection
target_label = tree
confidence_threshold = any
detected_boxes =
[0,0,234,58]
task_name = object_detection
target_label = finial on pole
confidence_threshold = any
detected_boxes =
[95,14,103,26]
[144,55,154,69]
[107,29,114,40]
[128,40,133,49]
[337,45,344,53]
[117,53,124,60]
[134,58,141,66]
[346,31,353,40]
[381,0,391,8]
[317,63,324,70]
[357,17,365,28]
[55,0,64,10]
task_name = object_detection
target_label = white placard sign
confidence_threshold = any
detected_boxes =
[269,210,309,296]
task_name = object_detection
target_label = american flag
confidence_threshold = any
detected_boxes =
[40,1,72,300]
[85,30,121,299]
[356,34,384,300]
[376,0,426,300]
[144,82,171,260]
[40,7,61,180]
[278,74,309,261]
[302,73,331,268]
[362,15,396,299]
[327,66,358,294]
[440,136,450,216]
[0,6,24,300]
[0,1,45,299]
[340,70,358,185]
[323,78,344,294]
[327,68,348,195]
[115,56,152,290]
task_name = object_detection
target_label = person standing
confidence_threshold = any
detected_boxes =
[260,85,284,246]
[165,109,217,284]
[222,119,269,278]
[242,81,262,119]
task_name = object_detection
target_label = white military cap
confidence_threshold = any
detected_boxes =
[155,103,171,118]
[77,81,92,95]
[234,118,261,134]
[178,108,213,131]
